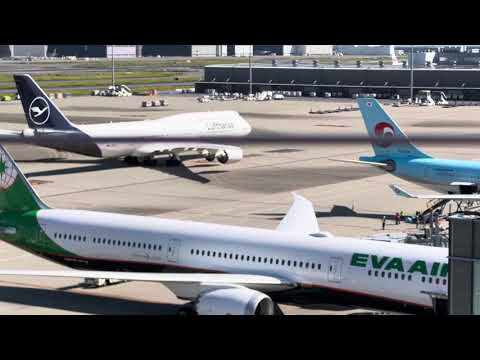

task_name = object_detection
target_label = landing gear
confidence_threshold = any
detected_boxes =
[143,157,158,167]
[177,305,197,316]
[205,153,216,162]
[124,156,158,166]
[124,156,139,165]
[166,154,182,167]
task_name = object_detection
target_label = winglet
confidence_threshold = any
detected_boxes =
[389,184,417,198]
[276,193,320,234]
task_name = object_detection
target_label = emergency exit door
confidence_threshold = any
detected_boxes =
[167,239,181,263]
[328,257,343,283]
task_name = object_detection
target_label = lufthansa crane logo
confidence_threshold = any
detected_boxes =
[374,122,395,148]
[28,97,50,126]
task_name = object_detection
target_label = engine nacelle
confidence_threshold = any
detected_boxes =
[215,147,243,164]
[195,287,275,315]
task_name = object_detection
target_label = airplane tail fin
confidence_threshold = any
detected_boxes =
[14,74,76,130]
[0,145,48,212]
[357,98,431,159]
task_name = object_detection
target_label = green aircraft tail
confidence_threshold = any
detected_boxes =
[0,145,48,213]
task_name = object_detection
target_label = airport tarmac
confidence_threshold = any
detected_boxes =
[0,95,476,314]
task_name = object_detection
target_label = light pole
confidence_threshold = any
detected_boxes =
[111,44,115,89]
[410,44,414,103]
[249,52,253,95]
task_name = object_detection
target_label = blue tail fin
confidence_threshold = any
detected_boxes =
[14,74,77,131]
[357,98,430,159]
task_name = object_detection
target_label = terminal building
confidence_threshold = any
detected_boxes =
[195,62,480,100]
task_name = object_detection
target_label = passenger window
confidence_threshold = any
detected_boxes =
[368,270,372,276]
[84,236,87,242]
[381,272,385,278]
[443,279,447,285]
[401,274,405,280]
[374,271,378,277]
[112,240,116,245]
[202,250,205,256]
[270,258,273,264]
[264,258,268,263]
[388,273,392,278]
[421,276,425,283]
[293,261,297,267]
[282,260,285,266]
[394,273,398,279]
[128,242,131,247]
[123,241,126,246]
[287,260,291,266]
[429,277,432,284]
[311,263,315,269]
[235,254,238,260]
[305,262,309,268]
[138,243,141,248]
[436,278,440,285]
[213,252,216,257]
[190,249,194,255]
[69,235,72,240]
[252,256,256,262]
[299,262,303,268]
[207,251,210,256]
[143,244,146,249]
[229,254,233,259]
[241,255,244,261]
[224,253,227,259]
[148,244,152,250]
[408,275,412,281]
[258,257,262,263]
[246,256,250,261]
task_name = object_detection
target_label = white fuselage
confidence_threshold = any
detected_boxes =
[37,208,448,310]
[77,111,251,158]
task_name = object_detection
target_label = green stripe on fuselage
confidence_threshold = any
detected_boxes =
[0,210,74,257]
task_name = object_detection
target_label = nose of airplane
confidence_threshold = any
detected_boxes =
[238,113,252,135]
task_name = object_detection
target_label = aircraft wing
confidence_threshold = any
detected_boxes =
[131,142,242,159]
[389,184,480,200]
[329,158,390,168]
[0,270,295,299]
[276,192,320,234]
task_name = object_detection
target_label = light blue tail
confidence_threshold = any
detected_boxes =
[357,98,431,159]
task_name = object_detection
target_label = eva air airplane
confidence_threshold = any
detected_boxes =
[333,97,480,201]
[0,145,448,315]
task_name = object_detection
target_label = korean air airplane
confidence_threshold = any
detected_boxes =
[0,145,448,315]
[332,98,480,201]
[7,74,251,167]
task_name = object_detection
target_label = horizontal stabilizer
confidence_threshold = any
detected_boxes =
[329,158,389,168]
[389,184,480,200]
[276,193,320,234]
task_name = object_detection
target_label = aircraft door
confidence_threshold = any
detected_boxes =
[167,239,181,263]
[328,257,343,283]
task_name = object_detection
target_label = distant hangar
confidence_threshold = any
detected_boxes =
[196,63,480,100]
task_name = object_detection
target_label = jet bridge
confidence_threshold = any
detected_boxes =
[448,214,480,314]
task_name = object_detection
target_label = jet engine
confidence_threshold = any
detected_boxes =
[215,147,243,164]
[195,287,275,315]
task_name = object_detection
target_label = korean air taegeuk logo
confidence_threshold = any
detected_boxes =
[374,122,395,148]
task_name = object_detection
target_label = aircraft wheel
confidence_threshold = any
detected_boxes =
[205,153,216,162]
